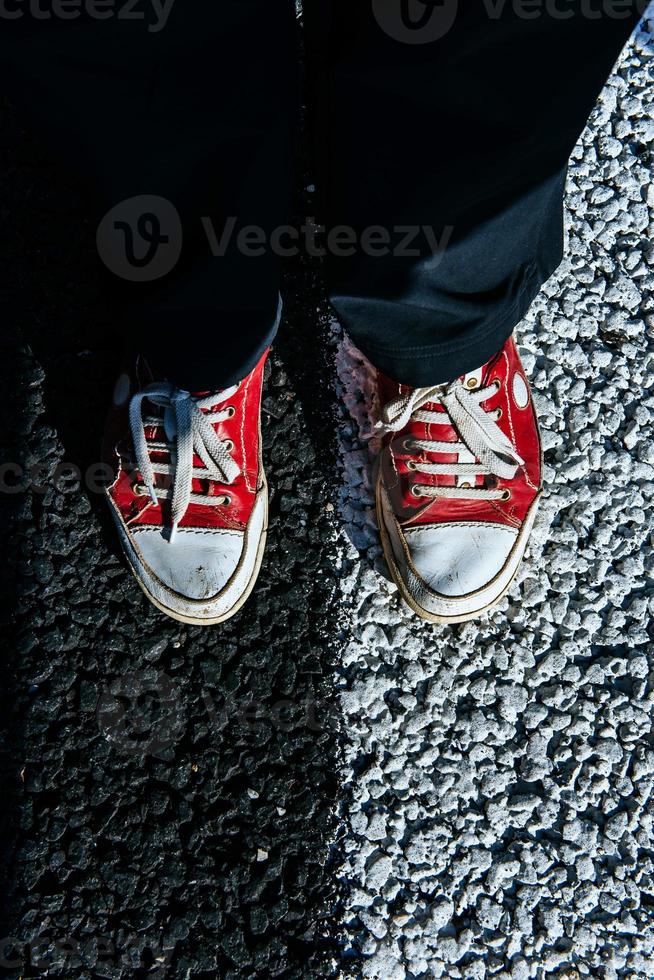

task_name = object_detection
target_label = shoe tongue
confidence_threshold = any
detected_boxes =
[458,365,482,386]
[133,353,157,390]
[457,338,507,384]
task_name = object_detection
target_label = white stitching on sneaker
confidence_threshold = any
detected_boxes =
[128,384,240,541]
[376,379,524,501]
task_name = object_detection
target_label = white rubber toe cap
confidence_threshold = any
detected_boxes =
[108,489,267,624]
[402,522,519,598]
[378,481,539,621]
[131,527,244,600]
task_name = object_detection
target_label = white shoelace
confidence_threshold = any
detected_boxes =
[128,383,241,540]
[376,379,524,500]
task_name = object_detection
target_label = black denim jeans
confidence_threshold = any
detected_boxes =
[0,1,644,388]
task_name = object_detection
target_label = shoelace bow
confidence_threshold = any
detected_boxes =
[128,383,240,540]
[376,379,524,500]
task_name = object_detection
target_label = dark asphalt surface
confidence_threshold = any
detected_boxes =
[0,99,346,978]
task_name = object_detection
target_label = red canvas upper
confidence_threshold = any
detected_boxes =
[378,336,541,531]
[103,350,268,533]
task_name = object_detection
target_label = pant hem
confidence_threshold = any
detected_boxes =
[349,262,545,386]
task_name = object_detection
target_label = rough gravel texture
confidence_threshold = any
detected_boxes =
[335,15,654,980]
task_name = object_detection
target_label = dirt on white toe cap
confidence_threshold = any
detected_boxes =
[132,526,244,600]
[402,522,519,597]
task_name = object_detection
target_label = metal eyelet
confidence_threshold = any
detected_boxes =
[459,481,471,489]
[134,484,147,496]
[410,485,423,498]
[493,380,502,392]
[406,460,417,471]
[500,489,511,501]
[466,377,478,389]
[226,406,236,418]
[495,408,503,420]
[224,439,235,452]
[403,438,415,452]
[221,494,232,506]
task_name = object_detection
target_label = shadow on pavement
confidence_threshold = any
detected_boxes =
[0,103,343,979]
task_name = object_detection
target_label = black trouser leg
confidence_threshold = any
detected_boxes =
[0,0,298,390]
[308,2,644,385]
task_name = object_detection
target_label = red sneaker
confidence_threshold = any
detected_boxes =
[375,336,542,623]
[103,350,269,625]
